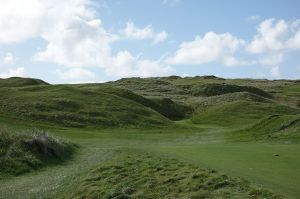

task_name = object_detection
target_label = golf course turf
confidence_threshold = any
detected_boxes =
[0,76,299,198]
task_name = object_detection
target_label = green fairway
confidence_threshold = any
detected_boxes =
[1,126,299,198]
[150,143,300,198]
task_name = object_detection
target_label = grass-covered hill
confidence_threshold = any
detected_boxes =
[0,77,49,88]
[0,83,172,128]
[231,114,300,140]
[0,76,299,140]
[108,75,300,140]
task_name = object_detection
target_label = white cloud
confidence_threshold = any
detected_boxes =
[122,21,168,44]
[34,18,116,68]
[166,32,245,66]
[247,15,260,21]
[247,18,300,53]
[2,52,14,64]
[0,67,25,78]
[286,28,300,50]
[246,18,300,77]
[4,2,299,80]
[55,68,95,80]
[0,1,171,78]
[270,66,281,79]
[136,59,173,77]
[0,0,117,69]
[181,73,191,77]
[0,0,44,43]
[222,56,256,67]
[106,51,173,77]
[153,31,168,44]
[259,53,283,66]
[0,0,114,68]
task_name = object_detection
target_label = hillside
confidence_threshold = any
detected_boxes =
[0,77,49,87]
[0,83,172,128]
[107,76,300,139]
[231,114,300,140]
[0,76,299,138]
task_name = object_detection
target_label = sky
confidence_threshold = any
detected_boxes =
[0,0,300,83]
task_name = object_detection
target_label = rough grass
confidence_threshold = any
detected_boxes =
[0,84,171,128]
[0,77,48,87]
[0,127,75,176]
[108,76,297,102]
[231,114,300,141]
[75,85,192,120]
[191,100,299,128]
[191,83,272,98]
[189,91,270,113]
[0,76,298,131]
[67,151,281,199]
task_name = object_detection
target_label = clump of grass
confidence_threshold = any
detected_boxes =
[0,127,75,176]
[192,83,272,98]
[67,151,281,199]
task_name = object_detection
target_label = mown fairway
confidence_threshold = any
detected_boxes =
[0,125,299,198]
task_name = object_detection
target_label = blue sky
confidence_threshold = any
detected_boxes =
[0,0,300,83]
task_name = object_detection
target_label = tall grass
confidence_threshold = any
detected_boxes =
[0,127,75,176]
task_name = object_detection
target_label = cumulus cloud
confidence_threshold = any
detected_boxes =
[0,0,44,43]
[1,1,298,80]
[2,52,14,64]
[153,31,168,44]
[166,32,246,66]
[0,52,24,78]
[0,0,171,79]
[34,18,116,68]
[270,66,281,79]
[106,51,173,77]
[0,0,114,68]
[259,53,283,66]
[247,18,300,53]
[0,67,25,78]
[55,68,95,80]
[246,18,300,78]
[122,21,168,44]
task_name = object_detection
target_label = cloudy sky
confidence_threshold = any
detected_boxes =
[0,0,300,83]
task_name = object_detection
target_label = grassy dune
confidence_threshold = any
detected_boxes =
[0,84,171,128]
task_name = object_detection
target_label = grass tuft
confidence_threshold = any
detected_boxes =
[0,127,75,176]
